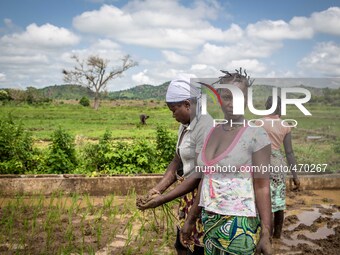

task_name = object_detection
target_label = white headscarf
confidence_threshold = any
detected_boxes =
[166,76,200,103]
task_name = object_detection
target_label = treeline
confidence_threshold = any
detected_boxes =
[1,84,339,105]
[0,85,95,104]
[0,116,176,175]
[309,87,340,106]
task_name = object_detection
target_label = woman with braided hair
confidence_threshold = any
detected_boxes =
[140,69,273,255]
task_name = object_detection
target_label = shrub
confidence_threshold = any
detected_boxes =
[0,116,41,174]
[0,90,9,101]
[45,127,78,174]
[108,139,157,174]
[80,130,113,172]
[80,130,159,174]
[155,125,176,167]
[79,96,90,107]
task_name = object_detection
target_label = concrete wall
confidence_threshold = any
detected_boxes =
[0,174,339,196]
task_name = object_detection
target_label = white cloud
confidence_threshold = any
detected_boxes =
[298,41,340,76]
[162,50,189,64]
[246,19,314,41]
[132,69,154,85]
[196,41,281,65]
[72,2,240,50]
[311,7,340,36]
[1,23,79,48]
[246,7,340,41]
[0,54,49,64]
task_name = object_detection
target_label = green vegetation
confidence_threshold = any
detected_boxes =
[0,95,339,174]
[0,109,178,175]
[0,115,41,174]
[45,127,78,174]
[79,96,90,107]
[108,82,169,100]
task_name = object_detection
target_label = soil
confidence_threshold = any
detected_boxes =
[274,189,340,255]
[0,189,339,254]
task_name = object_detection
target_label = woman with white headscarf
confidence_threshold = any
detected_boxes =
[137,76,213,255]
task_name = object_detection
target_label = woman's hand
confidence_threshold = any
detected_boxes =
[255,228,272,255]
[180,219,195,247]
[136,194,163,210]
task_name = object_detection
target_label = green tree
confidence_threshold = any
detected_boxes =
[79,96,90,107]
[0,90,9,101]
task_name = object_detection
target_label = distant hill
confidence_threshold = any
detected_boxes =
[107,82,170,100]
[38,84,95,100]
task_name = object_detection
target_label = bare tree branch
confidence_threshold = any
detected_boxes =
[62,54,137,109]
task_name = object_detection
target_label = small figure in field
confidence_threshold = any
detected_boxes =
[140,114,149,125]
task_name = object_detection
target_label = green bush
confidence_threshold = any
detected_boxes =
[45,127,78,174]
[0,116,41,174]
[79,96,90,107]
[109,139,157,174]
[155,125,177,167]
[80,130,113,172]
[0,90,9,101]
[79,127,179,174]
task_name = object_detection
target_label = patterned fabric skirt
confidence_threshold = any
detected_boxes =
[270,150,287,212]
[202,209,261,255]
[178,187,204,249]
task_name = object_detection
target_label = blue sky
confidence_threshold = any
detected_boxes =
[0,0,339,91]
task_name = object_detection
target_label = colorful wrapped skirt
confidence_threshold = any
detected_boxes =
[270,150,287,212]
[178,187,204,249]
[202,209,261,255]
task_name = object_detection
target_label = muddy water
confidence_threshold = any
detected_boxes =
[273,189,340,255]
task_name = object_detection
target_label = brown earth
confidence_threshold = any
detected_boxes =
[273,189,340,255]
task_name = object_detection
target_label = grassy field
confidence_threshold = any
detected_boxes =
[0,100,339,171]
[0,100,179,141]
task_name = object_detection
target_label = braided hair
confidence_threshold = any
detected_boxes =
[213,67,255,87]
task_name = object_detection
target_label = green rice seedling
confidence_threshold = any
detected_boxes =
[86,245,95,255]
[84,194,94,214]
[80,214,86,248]
[35,193,44,212]
[31,205,39,235]
[45,224,53,252]
[14,194,24,214]
[56,190,68,212]
[4,202,15,239]
[161,202,177,241]
[48,192,57,209]
[95,220,103,249]
[65,224,75,249]
[103,193,114,211]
